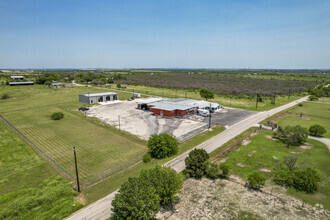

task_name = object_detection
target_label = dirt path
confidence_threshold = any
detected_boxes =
[158,177,330,220]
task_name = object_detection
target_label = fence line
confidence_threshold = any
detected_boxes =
[0,114,77,185]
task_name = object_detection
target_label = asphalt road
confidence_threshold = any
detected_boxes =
[66,96,308,220]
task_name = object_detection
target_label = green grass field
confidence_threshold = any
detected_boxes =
[0,85,147,187]
[276,102,330,138]
[114,84,303,111]
[216,130,330,209]
[0,119,82,219]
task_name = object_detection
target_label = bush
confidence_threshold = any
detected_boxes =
[147,133,178,159]
[274,125,308,147]
[1,94,10,100]
[51,112,64,120]
[298,103,303,107]
[247,171,265,190]
[206,163,219,180]
[274,168,320,193]
[116,83,121,89]
[143,154,152,163]
[185,149,209,179]
[309,124,326,137]
[219,163,230,177]
[308,95,318,101]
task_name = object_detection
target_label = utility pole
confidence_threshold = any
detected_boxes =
[118,116,121,131]
[230,95,232,106]
[175,90,177,98]
[73,146,80,192]
[256,93,258,109]
[208,103,212,129]
[288,89,291,99]
[273,92,276,105]
[185,90,187,99]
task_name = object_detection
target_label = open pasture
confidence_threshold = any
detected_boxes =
[0,85,147,187]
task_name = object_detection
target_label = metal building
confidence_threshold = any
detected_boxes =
[79,92,118,104]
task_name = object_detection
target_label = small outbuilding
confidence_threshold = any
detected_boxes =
[50,81,62,88]
[79,92,118,104]
[10,76,24,80]
[9,81,34,86]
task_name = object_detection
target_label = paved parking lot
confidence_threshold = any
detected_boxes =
[86,100,258,142]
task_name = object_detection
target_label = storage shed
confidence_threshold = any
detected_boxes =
[9,81,34,86]
[79,92,118,104]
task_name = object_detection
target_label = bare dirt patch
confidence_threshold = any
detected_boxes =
[266,135,277,140]
[74,194,87,206]
[157,178,330,220]
[247,150,257,157]
[259,168,271,173]
[237,163,247,167]
[241,139,251,146]
[300,143,313,150]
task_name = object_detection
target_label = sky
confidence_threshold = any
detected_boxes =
[0,0,329,69]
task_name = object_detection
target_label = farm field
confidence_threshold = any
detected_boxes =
[0,85,147,187]
[117,73,318,96]
[216,130,330,210]
[114,84,304,111]
[276,102,330,138]
[0,119,82,219]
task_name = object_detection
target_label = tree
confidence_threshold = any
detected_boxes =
[199,88,214,101]
[206,163,219,180]
[116,83,121,89]
[140,166,183,205]
[308,95,318,101]
[247,171,265,190]
[143,154,151,163]
[274,125,308,147]
[283,155,298,171]
[291,168,320,193]
[147,133,178,159]
[309,124,326,137]
[185,149,209,179]
[51,112,64,120]
[219,163,230,177]
[111,177,160,219]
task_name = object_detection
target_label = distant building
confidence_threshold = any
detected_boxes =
[79,92,118,104]
[9,81,34,86]
[133,93,141,98]
[136,98,222,117]
[50,81,62,88]
[10,76,24,80]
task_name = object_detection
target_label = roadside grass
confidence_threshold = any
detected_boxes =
[276,102,330,138]
[0,119,82,219]
[82,125,225,203]
[113,84,303,111]
[215,130,330,210]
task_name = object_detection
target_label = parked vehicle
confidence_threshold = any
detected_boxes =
[78,107,89,111]
[198,109,210,117]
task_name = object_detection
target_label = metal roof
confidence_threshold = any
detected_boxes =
[136,98,164,105]
[151,103,193,111]
[9,81,34,85]
[81,92,117,97]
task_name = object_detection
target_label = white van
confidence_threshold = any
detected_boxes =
[198,109,210,117]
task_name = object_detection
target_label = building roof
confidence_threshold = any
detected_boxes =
[9,81,34,85]
[81,92,118,97]
[151,102,192,111]
[136,98,164,105]
[10,76,24,78]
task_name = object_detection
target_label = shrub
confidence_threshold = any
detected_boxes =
[309,124,326,137]
[308,95,318,101]
[116,83,121,89]
[274,125,308,147]
[1,94,10,100]
[143,154,151,163]
[185,149,209,179]
[292,168,320,193]
[247,171,265,190]
[298,103,303,107]
[219,163,230,177]
[51,112,64,120]
[147,133,178,159]
[206,163,219,180]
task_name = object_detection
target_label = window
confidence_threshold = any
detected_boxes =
[177,112,181,115]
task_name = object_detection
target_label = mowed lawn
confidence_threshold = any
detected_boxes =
[218,130,330,210]
[277,101,330,138]
[0,119,82,219]
[0,85,147,186]
[116,84,303,111]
